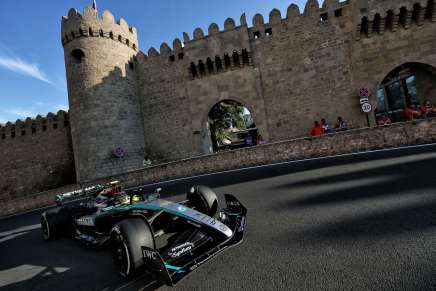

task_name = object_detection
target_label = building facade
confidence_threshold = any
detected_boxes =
[1,0,436,192]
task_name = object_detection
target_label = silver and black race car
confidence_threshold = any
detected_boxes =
[40,185,247,286]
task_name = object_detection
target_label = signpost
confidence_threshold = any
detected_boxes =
[359,87,372,127]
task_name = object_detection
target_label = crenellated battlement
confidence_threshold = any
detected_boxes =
[141,0,350,63]
[356,0,436,40]
[0,110,70,142]
[61,6,138,51]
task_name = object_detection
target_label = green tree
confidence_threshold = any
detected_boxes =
[208,100,247,151]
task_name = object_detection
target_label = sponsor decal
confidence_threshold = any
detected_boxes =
[228,201,240,207]
[76,217,95,226]
[168,242,194,258]
[143,249,158,260]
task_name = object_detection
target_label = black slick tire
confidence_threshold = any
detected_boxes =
[187,185,218,217]
[110,218,155,279]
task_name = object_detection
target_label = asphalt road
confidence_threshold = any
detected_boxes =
[1,145,436,291]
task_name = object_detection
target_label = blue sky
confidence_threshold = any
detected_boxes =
[0,0,312,124]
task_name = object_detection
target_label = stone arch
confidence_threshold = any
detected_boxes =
[375,62,436,124]
[205,99,260,152]
[70,49,85,64]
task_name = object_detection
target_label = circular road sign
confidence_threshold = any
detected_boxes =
[361,102,372,113]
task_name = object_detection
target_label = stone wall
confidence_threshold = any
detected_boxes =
[0,111,76,202]
[105,118,436,189]
[1,118,435,217]
[63,8,145,183]
[136,0,436,164]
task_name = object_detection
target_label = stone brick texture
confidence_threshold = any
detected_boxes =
[57,0,436,183]
[0,111,76,202]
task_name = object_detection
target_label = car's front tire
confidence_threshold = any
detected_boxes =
[187,185,218,217]
[110,218,155,279]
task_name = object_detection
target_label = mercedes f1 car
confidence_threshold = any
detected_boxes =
[40,185,247,286]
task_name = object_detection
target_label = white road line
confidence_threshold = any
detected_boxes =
[138,280,158,291]
[0,224,40,237]
[2,142,436,220]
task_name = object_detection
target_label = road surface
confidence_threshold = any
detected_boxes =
[1,145,436,291]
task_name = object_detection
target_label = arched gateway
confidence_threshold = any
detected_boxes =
[206,100,260,153]
[375,63,436,123]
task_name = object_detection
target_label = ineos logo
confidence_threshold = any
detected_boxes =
[143,249,157,260]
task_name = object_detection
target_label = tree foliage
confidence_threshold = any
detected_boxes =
[208,100,247,146]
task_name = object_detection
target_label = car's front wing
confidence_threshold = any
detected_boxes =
[142,194,247,286]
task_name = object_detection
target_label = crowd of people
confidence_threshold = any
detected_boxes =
[404,100,436,120]
[310,116,348,136]
[377,99,436,125]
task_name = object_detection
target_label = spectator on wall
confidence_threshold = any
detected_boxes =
[311,121,324,136]
[335,116,348,131]
[321,118,333,134]
[376,114,392,125]
[404,104,423,121]
[420,100,436,118]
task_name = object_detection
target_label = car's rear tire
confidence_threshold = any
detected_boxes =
[187,185,218,217]
[110,218,155,279]
[41,207,72,241]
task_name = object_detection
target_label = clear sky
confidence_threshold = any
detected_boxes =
[0,0,312,124]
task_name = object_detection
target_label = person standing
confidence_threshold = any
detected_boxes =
[311,121,324,136]
[335,116,348,131]
[321,118,333,134]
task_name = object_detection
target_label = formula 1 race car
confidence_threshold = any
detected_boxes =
[40,185,247,286]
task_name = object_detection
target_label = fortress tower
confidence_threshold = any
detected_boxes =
[61,6,144,182]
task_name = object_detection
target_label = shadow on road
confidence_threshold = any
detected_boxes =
[148,145,436,198]
[0,228,161,291]
[273,155,436,208]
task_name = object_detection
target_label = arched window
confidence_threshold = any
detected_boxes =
[206,58,214,74]
[71,31,75,39]
[126,39,130,46]
[373,14,381,34]
[190,62,198,78]
[385,10,394,31]
[71,49,85,64]
[215,56,223,71]
[99,29,104,37]
[79,28,84,36]
[399,7,408,27]
[89,28,93,36]
[118,35,122,42]
[224,54,231,69]
[109,31,114,39]
[360,17,368,35]
[242,49,249,65]
[232,51,240,66]
[198,60,206,75]
[426,0,434,20]
[412,3,421,23]
[133,43,137,50]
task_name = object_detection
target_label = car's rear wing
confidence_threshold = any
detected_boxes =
[55,184,105,205]
[142,194,247,286]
